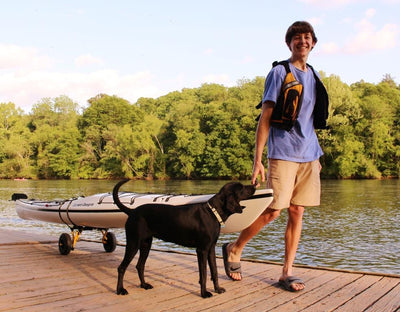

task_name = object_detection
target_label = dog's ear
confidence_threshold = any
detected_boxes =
[224,183,245,214]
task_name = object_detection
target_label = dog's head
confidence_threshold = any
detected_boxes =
[211,182,257,220]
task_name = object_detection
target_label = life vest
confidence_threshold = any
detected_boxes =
[256,60,329,131]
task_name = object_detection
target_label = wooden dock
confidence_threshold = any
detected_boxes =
[0,229,399,312]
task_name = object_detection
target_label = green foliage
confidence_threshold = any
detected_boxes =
[77,94,143,179]
[28,96,81,179]
[0,103,33,178]
[0,75,399,180]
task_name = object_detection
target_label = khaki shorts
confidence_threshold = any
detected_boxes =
[267,159,321,210]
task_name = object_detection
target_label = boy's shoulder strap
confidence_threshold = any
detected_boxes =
[306,63,320,81]
[273,61,321,79]
[255,61,290,110]
[272,60,290,73]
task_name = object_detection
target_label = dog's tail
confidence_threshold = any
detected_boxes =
[112,179,133,215]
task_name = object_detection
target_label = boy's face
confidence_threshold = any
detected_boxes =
[288,32,315,57]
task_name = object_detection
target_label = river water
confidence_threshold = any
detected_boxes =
[1,179,399,275]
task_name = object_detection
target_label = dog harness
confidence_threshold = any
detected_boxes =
[207,202,225,227]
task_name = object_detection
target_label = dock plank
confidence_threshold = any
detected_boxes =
[267,271,358,311]
[364,282,400,312]
[203,269,312,312]
[156,257,283,311]
[334,277,400,312]
[300,274,384,311]
[1,229,399,312]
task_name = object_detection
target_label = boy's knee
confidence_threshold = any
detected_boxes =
[288,205,304,218]
[261,208,281,223]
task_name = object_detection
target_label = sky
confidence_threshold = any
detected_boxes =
[0,0,399,113]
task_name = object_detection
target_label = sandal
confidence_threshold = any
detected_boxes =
[278,276,305,292]
[222,243,242,281]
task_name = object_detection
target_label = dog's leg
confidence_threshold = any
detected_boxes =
[196,248,213,298]
[208,245,225,294]
[136,237,153,290]
[116,234,139,295]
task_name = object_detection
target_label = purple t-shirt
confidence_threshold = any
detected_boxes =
[262,62,323,162]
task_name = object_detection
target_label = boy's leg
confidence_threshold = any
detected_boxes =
[225,208,281,280]
[280,204,305,291]
[279,160,320,291]
[226,159,297,280]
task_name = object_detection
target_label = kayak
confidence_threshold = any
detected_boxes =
[14,189,273,233]
[13,188,273,254]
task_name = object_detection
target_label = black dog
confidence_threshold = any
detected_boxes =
[113,180,256,298]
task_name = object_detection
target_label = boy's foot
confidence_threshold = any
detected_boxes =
[278,276,305,292]
[222,243,242,281]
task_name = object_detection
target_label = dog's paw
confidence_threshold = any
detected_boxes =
[201,290,213,298]
[215,287,226,294]
[117,288,129,295]
[141,282,153,290]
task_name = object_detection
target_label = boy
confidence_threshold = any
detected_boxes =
[223,21,327,292]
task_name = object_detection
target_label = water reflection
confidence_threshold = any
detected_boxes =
[1,179,399,275]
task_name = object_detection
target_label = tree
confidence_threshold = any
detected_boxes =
[318,75,364,178]
[77,94,141,178]
[162,91,206,178]
[101,113,165,179]
[0,72,399,180]
[0,103,32,178]
[29,96,81,179]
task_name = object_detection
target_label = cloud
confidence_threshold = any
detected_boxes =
[318,8,399,55]
[320,42,340,54]
[308,17,324,26]
[0,43,166,111]
[297,0,360,8]
[241,55,254,64]
[0,44,53,71]
[204,48,214,55]
[340,17,353,24]
[0,69,161,111]
[74,54,104,67]
[365,8,376,18]
[344,19,399,54]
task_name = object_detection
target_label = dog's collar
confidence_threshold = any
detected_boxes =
[207,202,225,227]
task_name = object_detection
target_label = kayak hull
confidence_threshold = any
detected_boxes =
[15,189,273,234]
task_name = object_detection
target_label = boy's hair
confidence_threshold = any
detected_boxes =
[285,21,318,45]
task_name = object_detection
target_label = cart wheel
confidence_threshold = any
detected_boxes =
[103,232,117,253]
[59,233,72,255]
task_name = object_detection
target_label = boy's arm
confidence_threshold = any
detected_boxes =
[251,101,274,185]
